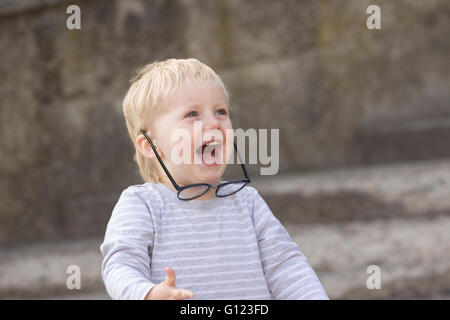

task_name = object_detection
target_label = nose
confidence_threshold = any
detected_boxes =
[202,113,221,131]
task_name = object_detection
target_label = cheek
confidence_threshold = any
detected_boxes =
[223,118,233,130]
[222,124,234,163]
[223,121,233,141]
[171,127,196,161]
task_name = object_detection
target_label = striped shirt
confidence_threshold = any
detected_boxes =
[100,182,329,300]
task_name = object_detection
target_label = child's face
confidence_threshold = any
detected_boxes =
[151,80,233,187]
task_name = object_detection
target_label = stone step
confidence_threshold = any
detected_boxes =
[0,238,105,299]
[355,117,450,164]
[254,159,450,224]
[2,213,449,299]
[2,159,450,299]
[286,215,450,299]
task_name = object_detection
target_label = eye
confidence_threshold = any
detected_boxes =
[185,111,198,118]
[215,108,228,116]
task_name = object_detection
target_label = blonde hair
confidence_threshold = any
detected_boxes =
[122,58,230,183]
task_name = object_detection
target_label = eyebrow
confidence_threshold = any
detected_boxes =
[182,103,227,110]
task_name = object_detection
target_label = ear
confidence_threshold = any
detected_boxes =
[136,131,162,159]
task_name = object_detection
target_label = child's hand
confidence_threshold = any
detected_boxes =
[145,266,195,300]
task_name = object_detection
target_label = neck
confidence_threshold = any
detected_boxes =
[195,188,215,201]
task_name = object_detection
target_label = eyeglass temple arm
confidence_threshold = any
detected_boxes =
[234,140,251,183]
[142,130,250,186]
[141,130,181,190]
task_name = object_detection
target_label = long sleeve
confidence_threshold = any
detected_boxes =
[252,189,329,300]
[100,187,156,300]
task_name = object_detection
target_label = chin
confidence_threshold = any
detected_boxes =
[197,167,225,184]
[200,174,222,185]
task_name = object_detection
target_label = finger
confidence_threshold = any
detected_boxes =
[164,266,176,287]
[171,288,194,300]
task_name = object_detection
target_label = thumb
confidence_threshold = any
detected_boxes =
[164,266,176,287]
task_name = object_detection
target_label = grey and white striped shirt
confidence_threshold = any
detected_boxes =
[100,182,329,300]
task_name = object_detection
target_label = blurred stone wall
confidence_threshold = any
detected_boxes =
[0,0,449,245]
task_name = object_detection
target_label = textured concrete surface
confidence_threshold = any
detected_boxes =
[1,159,449,299]
[287,216,450,299]
[1,0,449,245]
[256,158,450,220]
[0,238,105,299]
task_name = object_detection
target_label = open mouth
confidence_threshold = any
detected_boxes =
[196,140,222,165]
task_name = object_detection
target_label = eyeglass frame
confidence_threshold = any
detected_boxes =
[140,129,251,201]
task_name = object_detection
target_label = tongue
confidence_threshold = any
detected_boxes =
[202,146,216,165]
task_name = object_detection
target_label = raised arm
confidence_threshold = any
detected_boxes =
[252,189,329,300]
[100,188,156,300]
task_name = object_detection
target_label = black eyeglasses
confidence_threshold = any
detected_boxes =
[141,130,251,201]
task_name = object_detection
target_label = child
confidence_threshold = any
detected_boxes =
[100,58,329,300]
